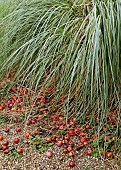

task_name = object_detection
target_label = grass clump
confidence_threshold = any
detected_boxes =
[0,0,121,122]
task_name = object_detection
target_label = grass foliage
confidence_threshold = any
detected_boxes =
[0,0,20,63]
[0,0,121,120]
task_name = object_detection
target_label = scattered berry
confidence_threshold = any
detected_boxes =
[16,127,21,132]
[69,161,75,167]
[2,140,9,146]
[17,148,23,154]
[0,135,3,141]
[87,148,92,156]
[4,128,10,133]
[46,151,53,158]
[14,138,19,144]
[68,130,75,136]
[57,140,63,147]
[25,132,31,138]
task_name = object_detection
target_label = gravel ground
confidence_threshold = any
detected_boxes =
[0,117,121,170]
[0,143,120,170]
[0,89,120,170]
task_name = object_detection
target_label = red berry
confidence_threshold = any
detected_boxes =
[59,98,64,103]
[37,94,44,99]
[66,124,70,129]
[55,137,62,142]
[79,132,85,137]
[46,151,53,158]
[2,145,8,151]
[87,148,92,155]
[68,130,75,136]
[16,85,21,90]
[57,140,63,147]
[59,125,64,130]
[0,105,3,110]
[46,137,52,143]
[4,149,10,154]
[38,115,43,120]
[106,152,113,157]
[69,118,75,124]
[67,146,73,152]
[1,104,6,108]
[44,120,48,125]
[80,138,87,144]
[2,140,9,146]
[83,141,88,145]
[11,87,16,92]
[41,98,46,103]
[14,138,19,144]
[20,88,28,95]
[14,117,18,122]
[25,120,31,125]
[4,127,10,133]
[109,116,115,122]
[25,132,31,138]
[63,148,68,154]
[12,95,17,101]
[16,127,21,132]
[68,140,74,146]
[51,114,57,121]
[17,98,23,103]
[58,115,64,121]
[101,151,106,157]
[104,136,110,141]
[68,151,75,157]
[7,100,12,105]
[35,101,40,106]
[69,161,75,167]
[74,128,80,134]
[64,134,70,141]
[51,88,55,93]
[31,119,37,124]
[17,105,21,112]
[11,100,15,104]
[42,110,47,115]
[35,129,41,135]
[8,103,13,109]
[63,121,66,125]
[0,135,3,141]
[0,104,5,110]
[52,107,57,113]
[92,135,97,140]
[17,148,23,154]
